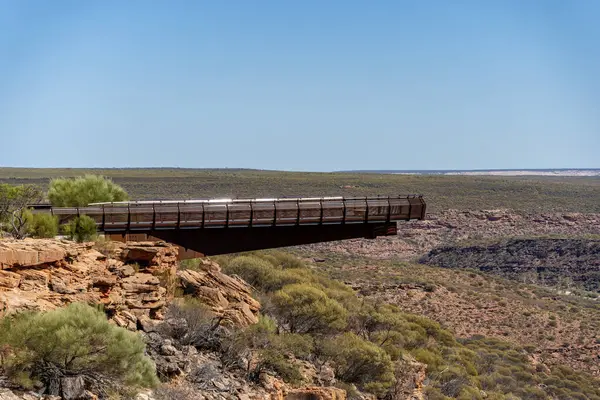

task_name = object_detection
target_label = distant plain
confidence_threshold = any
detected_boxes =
[0,167,599,213]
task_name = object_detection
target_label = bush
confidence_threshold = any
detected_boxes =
[224,315,313,384]
[0,303,157,394]
[27,212,59,238]
[353,303,404,341]
[222,256,305,292]
[161,298,222,350]
[48,175,129,207]
[260,251,306,269]
[320,332,394,395]
[271,283,348,334]
[411,348,445,373]
[63,215,98,242]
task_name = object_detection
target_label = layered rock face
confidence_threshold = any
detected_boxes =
[177,260,261,326]
[0,239,259,330]
[0,239,355,400]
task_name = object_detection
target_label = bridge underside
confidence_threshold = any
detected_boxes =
[111,223,397,256]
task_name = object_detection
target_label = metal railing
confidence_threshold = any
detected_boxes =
[42,195,426,232]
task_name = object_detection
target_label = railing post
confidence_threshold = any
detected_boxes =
[386,196,391,224]
[201,203,205,229]
[319,198,324,225]
[152,204,156,231]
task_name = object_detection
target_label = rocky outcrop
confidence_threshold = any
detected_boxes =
[178,259,261,326]
[143,326,348,400]
[389,356,426,400]
[0,239,176,328]
[420,238,600,292]
[0,239,260,331]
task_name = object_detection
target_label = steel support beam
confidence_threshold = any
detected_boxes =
[148,223,397,255]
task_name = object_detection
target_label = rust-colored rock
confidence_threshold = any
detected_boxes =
[390,355,426,400]
[0,271,20,288]
[0,239,67,269]
[0,238,261,331]
[178,263,260,326]
[0,239,178,325]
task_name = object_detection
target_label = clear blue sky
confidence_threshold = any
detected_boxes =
[1,1,598,171]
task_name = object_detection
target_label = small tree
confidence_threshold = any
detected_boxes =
[63,215,98,242]
[48,175,129,207]
[0,303,157,395]
[271,283,348,334]
[0,184,43,238]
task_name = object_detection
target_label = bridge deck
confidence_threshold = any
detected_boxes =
[48,195,426,232]
[39,195,426,255]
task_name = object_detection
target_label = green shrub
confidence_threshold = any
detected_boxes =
[271,283,348,334]
[222,256,304,292]
[261,251,306,269]
[27,212,59,238]
[320,332,394,395]
[411,348,445,373]
[48,175,129,207]
[0,303,157,392]
[224,315,313,384]
[353,303,404,340]
[403,314,456,346]
[435,367,473,398]
[63,215,97,242]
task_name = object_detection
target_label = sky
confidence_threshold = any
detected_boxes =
[1,1,599,171]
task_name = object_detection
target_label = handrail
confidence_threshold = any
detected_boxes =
[35,195,426,231]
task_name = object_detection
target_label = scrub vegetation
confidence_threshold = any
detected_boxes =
[180,251,600,399]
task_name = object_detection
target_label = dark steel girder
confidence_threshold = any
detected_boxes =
[146,223,397,256]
